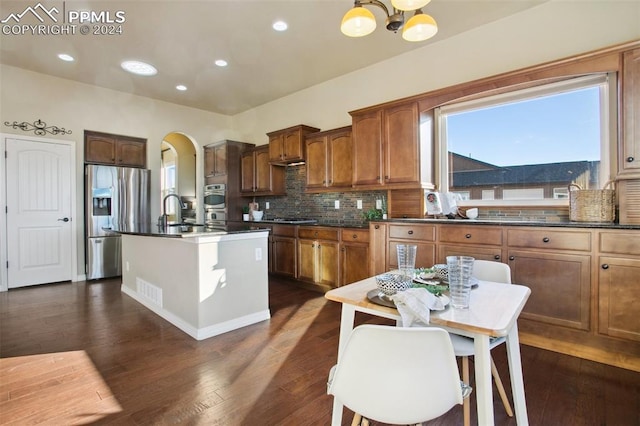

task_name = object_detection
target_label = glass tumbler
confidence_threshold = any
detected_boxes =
[446,256,475,309]
[396,244,417,278]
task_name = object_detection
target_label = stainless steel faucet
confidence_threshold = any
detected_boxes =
[158,193,185,229]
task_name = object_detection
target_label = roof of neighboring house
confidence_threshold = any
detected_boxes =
[451,158,600,187]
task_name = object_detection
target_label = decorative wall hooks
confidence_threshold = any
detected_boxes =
[4,119,72,136]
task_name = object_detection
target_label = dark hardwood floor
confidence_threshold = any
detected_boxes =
[1,276,639,425]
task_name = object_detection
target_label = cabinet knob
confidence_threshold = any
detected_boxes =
[494,255,501,260]
[542,237,550,243]
[374,225,380,229]
[352,234,358,239]
[465,234,471,239]
[509,256,515,261]
[601,264,609,270]
[408,230,414,235]
[314,231,318,237]
[376,176,380,180]
[627,156,635,163]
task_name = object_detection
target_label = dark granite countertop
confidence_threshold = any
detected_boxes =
[112,224,270,238]
[373,218,640,230]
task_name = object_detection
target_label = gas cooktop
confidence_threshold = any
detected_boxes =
[266,218,318,224]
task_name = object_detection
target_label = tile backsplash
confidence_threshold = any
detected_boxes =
[252,165,385,226]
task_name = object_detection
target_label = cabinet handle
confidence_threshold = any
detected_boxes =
[543,237,550,243]
[627,156,635,163]
[376,176,380,180]
[374,225,380,229]
[494,255,501,260]
[352,234,358,239]
[509,256,515,261]
[314,231,318,237]
[384,175,389,180]
[408,230,414,235]
[465,234,471,239]
[601,264,609,270]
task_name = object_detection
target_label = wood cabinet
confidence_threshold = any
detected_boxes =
[84,130,146,168]
[438,225,504,263]
[597,231,640,342]
[241,146,285,196]
[270,225,297,278]
[297,227,340,290]
[386,223,436,270]
[267,124,320,165]
[351,100,429,190]
[305,126,353,191]
[619,48,640,178]
[369,222,388,276]
[340,228,370,286]
[204,143,227,177]
[507,228,592,331]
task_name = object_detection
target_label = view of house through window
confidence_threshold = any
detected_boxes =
[435,74,613,205]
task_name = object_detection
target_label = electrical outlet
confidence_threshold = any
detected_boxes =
[255,248,262,261]
[357,200,363,209]
[376,199,382,209]
[126,261,130,272]
[266,202,270,209]
[334,200,340,209]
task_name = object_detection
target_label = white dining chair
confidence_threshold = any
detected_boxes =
[327,324,472,426]
[451,259,514,426]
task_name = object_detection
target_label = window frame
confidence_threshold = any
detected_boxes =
[433,73,617,207]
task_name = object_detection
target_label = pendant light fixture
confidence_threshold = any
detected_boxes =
[340,0,437,42]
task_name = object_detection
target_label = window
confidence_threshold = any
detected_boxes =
[553,187,569,199]
[434,74,615,206]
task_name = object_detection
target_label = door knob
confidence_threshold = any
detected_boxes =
[58,217,70,222]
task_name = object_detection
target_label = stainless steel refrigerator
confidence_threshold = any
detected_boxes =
[85,165,150,279]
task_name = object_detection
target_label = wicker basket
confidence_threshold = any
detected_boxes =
[569,181,615,222]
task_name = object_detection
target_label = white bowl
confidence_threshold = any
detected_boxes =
[252,210,264,221]
[466,208,479,220]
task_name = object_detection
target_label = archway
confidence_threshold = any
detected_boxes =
[161,132,200,223]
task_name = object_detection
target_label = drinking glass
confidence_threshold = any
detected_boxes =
[396,244,417,278]
[447,256,475,309]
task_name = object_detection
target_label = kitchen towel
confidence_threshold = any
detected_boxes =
[390,288,445,327]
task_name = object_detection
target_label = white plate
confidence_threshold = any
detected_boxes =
[413,276,479,288]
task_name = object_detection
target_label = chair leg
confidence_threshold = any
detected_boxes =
[462,356,471,426]
[351,413,362,426]
[361,418,370,426]
[490,356,514,417]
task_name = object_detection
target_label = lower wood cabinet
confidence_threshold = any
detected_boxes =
[340,228,370,286]
[298,227,340,290]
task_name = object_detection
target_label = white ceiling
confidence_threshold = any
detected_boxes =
[0,0,547,115]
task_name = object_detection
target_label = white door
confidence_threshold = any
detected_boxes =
[6,138,73,288]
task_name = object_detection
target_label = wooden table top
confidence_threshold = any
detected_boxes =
[325,277,531,337]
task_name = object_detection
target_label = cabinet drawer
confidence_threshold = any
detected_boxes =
[298,227,339,241]
[272,224,297,237]
[599,231,640,255]
[439,225,503,246]
[388,224,435,241]
[341,228,369,244]
[508,228,591,251]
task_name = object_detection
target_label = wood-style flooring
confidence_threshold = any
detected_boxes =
[1,276,639,425]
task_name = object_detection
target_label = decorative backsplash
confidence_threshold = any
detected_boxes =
[253,165,386,226]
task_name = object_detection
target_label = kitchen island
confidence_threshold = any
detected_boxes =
[118,226,270,340]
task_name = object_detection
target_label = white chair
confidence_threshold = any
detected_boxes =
[451,259,514,426]
[327,324,472,426]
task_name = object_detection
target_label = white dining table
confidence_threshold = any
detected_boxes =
[325,277,531,426]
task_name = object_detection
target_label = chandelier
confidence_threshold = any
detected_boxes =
[341,0,438,42]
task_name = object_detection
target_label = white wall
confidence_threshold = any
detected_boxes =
[231,0,640,143]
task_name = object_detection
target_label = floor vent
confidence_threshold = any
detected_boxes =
[136,278,163,308]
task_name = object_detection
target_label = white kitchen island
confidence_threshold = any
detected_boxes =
[119,228,270,340]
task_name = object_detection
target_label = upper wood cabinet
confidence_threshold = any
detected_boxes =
[241,145,285,196]
[351,101,430,189]
[84,130,146,168]
[305,126,352,191]
[204,143,227,177]
[619,48,640,178]
[267,124,320,165]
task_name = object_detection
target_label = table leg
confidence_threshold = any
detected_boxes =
[506,322,529,425]
[473,334,494,425]
[332,304,356,426]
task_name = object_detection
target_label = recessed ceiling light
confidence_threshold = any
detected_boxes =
[120,60,157,76]
[273,20,288,31]
[176,85,187,91]
[58,53,74,62]
[214,59,228,67]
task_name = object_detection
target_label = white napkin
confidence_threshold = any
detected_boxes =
[390,287,445,327]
